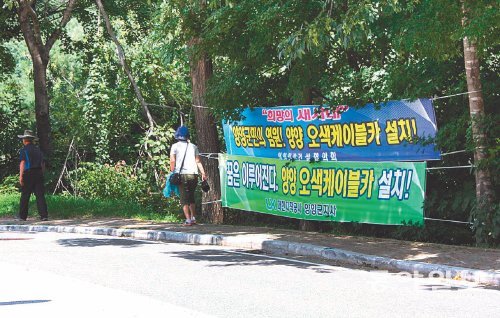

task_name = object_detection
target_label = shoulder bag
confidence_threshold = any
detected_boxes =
[170,142,188,185]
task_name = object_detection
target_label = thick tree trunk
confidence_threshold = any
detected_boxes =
[463,37,495,232]
[17,0,78,159]
[189,39,223,224]
[32,56,52,157]
[462,1,496,243]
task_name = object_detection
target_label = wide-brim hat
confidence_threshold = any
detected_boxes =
[17,130,38,140]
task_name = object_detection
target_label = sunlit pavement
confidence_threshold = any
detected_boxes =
[1,231,499,318]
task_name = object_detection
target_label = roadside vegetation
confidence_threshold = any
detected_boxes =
[0,193,179,222]
[1,0,498,246]
[0,165,182,222]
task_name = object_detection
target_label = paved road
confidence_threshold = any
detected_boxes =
[1,231,499,318]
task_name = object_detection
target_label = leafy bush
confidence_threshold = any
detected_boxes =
[70,161,144,202]
[68,161,180,216]
[0,193,20,215]
[471,200,500,247]
[0,175,19,194]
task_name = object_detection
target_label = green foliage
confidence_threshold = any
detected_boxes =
[70,162,144,201]
[136,124,176,181]
[0,45,14,73]
[0,193,181,222]
[68,161,180,215]
[471,200,500,247]
[473,114,500,175]
[0,192,19,215]
[0,175,19,194]
[59,8,189,164]
[0,41,34,178]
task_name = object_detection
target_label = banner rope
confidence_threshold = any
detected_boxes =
[440,149,470,156]
[192,104,211,109]
[202,200,222,205]
[199,153,221,159]
[426,165,474,171]
[192,91,481,113]
[424,217,472,225]
[192,91,482,111]
[430,90,482,101]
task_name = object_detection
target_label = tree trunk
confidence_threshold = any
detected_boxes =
[463,37,495,234]
[17,1,53,158]
[17,0,78,159]
[32,56,52,157]
[189,39,223,224]
[462,1,496,243]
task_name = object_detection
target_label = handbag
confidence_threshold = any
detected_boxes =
[170,142,188,186]
[201,179,210,192]
[170,173,181,185]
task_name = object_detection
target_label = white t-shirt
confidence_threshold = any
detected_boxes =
[170,141,200,174]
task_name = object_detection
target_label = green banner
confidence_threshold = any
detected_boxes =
[219,154,426,225]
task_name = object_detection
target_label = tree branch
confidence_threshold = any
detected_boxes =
[17,0,40,59]
[95,0,155,130]
[45,0,78,52]
[25,4,44,48]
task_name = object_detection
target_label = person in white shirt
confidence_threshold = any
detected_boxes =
[169,126,207,226]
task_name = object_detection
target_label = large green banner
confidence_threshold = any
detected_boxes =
[219,154,426,225]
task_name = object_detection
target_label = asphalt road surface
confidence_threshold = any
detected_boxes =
[1,231,499,318]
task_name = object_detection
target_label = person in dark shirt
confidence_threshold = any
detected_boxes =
[17,130,48,221]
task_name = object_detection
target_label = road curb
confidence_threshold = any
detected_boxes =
[1,224,498,287]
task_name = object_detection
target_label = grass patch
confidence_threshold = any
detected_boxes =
[0,193,181,222]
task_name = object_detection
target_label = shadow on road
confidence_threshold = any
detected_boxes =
[3,218,499,271]
[57,238,155,248]
[163,249,338,273]
[0,300,51,306]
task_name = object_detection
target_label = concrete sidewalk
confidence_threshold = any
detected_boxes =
[1,218,499,286]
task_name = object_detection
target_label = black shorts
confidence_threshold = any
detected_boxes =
[180,174,198,204]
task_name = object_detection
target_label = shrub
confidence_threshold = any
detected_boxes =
[68,161,180,216]
[0,175,19,194]
[70,161,145,202]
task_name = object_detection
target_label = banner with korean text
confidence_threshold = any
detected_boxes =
[219,154,426,225]
[223,99,440,161]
